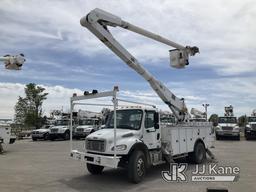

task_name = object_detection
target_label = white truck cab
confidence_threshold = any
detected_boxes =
[216,117,240,140]
[73,118,101,139]
[49,119,73,141]
[215,106,240,140]
[245,110,256,140]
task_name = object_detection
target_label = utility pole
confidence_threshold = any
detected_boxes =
[202,103,210,120]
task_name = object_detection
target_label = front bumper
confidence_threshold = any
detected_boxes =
[216,130,240,136]
[70,150,120,168]
[245,130,256,137]
[73,132,90,138]
[49,133,65,139]
[32,133,45,139]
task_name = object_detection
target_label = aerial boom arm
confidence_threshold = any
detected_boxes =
[81,8,199,121]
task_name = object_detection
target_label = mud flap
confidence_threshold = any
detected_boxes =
[206,148,217,162]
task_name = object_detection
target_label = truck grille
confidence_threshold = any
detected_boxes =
[86,139,105,152]
[222,126,233,131]
[33,131,40,134]
[76,128,84,132]
[251,124,256,130]
[51,129,58,133]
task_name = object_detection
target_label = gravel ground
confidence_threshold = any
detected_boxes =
[0,137,255,192]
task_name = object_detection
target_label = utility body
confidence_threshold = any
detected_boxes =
[70,8,215,183]
[0,122,16,153]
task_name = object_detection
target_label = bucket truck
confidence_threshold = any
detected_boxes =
[215,105,240,140]
[70,8,215,183]
[245,109,256,140]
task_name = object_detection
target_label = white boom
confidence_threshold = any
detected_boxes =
[0,54,25,70]
[81,8,199,121]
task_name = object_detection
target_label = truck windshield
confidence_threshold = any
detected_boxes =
[248,117,256,122]
[79,119,94,126]
[218,117,237,124]
[55,120,69,126]
[105,109,143,130]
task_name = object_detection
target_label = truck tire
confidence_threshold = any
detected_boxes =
[216,135,220,140]
[63,131,70,140]
[190,142,206,164]
[128,150,146,183]
[44,133,49,140]
[32,138,37,141]
[87,163,104,175]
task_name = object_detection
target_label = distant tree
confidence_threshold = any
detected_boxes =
[14,83,48,129]
[209,114,219,126]
[238,115,247,127]
[14,96,28,125]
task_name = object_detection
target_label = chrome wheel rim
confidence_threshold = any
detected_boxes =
[137,158,145,177]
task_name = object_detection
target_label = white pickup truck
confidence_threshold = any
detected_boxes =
[31,125,53,141]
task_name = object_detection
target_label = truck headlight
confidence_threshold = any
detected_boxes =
[111,144,127,151]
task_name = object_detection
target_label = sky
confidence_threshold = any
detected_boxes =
[0,0,255,119]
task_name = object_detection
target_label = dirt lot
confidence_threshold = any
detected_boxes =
[0,138,256,192]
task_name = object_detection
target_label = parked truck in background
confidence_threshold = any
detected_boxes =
[32,124,54,141]
[73,118,101,139]
[49,119,73,141]
[215,106,240,140]
[245,109,256,140]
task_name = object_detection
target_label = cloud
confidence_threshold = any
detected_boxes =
[0,0,255,76]
[1,76,254,119]
[0,1,255,119]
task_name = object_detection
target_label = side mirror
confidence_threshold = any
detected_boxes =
[154,112,159,129]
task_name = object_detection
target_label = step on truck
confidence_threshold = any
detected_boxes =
[70,8,215,183]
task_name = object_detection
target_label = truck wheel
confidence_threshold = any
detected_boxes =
[32,138,37,141]
[64,132,70,140]
[216,135,220,140]
[128,150,146,183]
[245,134,250,140]
[87,163,104,175]
[44,133,49,140]
[190,142,206,164]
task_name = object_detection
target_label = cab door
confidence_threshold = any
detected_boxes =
[143,111,161,149]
